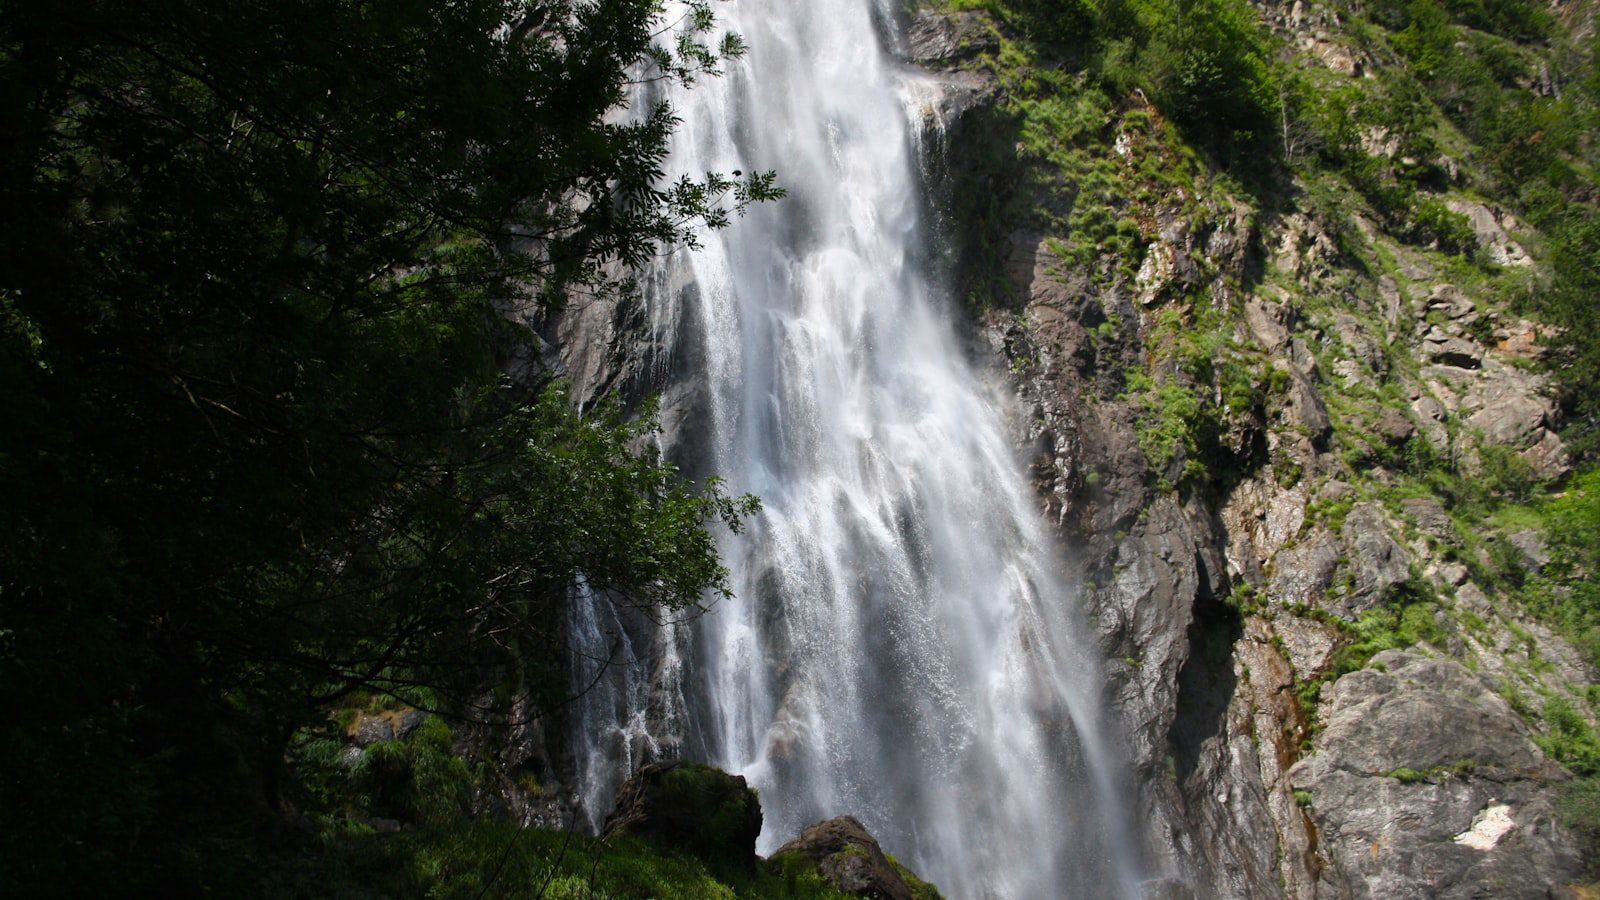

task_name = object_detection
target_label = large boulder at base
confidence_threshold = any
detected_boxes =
[768,816,942,900]
[601,761,762,871]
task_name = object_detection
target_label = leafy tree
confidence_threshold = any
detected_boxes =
[1539,209,1600,455]
[0,0,772,891]
[1133,0,1280,149]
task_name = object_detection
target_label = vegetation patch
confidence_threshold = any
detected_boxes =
[1382,760,1476,784]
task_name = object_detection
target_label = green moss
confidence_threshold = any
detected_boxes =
[887,853,946,900]
[1383,760,1476,784]
[651,764,763,869]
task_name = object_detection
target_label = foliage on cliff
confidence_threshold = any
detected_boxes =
[951,0,1600,450]
[952,0,1283,154]
[941,0,1600,618]
[0,0,774,892]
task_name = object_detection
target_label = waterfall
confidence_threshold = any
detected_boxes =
[578,2,1149,896]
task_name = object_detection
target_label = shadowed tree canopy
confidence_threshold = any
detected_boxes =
[0,0,775,891]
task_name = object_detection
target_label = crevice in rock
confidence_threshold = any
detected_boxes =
[1169,572,1243,787]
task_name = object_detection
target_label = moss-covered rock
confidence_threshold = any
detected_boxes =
[602,761,764,872]
[767,816,941,900]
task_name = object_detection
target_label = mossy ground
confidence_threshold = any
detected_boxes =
[265,823,857,899]
[273,717,868,898]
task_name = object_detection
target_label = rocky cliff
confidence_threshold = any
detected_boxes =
[523,0,1600,895]
[908,0,1597,895]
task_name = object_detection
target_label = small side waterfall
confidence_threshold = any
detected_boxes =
[576,2,1149,896]
[566,580,663,832]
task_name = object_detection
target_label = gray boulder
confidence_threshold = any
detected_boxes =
[1270,527,1342,609]
[1373,407,1416,446]
[348,708,426,747]
[1400,497,1452,539]
[1290,650,1583,898]
[1411,395,1451,452]
[1423,330,1484,369]
[1282,364,1333,448]
[1467,394,1549,449]
[1442,198,1532,267]
[1506,529,1551,573]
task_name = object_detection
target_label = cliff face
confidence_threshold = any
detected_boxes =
[528,1,1598,895]
[909,1,1595,895]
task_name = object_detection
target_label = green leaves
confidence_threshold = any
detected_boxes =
[0,0,770,890]
[1518,470,1600,662]
[1144,0,1281,148]
[964,0,1284,157]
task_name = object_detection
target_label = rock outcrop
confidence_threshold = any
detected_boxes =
[602,761,764,871]
[1290,650,1583,897]
[598,767,943,897]
[769,816,942,900]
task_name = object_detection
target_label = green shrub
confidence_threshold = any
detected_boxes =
[957,0,1284,158]
[291,713,475,827]
[1298,586,1446,730]
[1383,760,1476,783]
[1536,697,1600,776]
[1518,469,1600,665]
[1409,197,1477,255]
[1125,371,1209,490]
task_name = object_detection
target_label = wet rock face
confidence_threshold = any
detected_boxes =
[602,761,764,871]
[769,816,938,900]
[905,8,996,66]
[914,29,1593,895]
[1290,650,1584,898]
[911,40,1592,888]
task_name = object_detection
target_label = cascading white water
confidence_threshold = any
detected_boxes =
[566,579,670,832]
[586,2,1150,896]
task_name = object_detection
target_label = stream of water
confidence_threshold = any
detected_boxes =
[577,3,1148,896]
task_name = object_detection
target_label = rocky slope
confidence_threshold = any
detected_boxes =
[908,0,1597,895]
